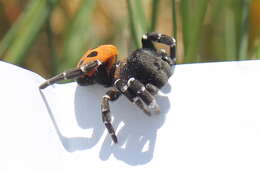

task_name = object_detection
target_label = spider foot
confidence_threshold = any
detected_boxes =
[104,122,118,143]
[101,89,121,143]
[148,99,160,115]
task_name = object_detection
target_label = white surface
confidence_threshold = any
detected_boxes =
[0,60,260,172]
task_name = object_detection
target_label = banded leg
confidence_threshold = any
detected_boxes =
[145,83,159,95]
[127,78,160,114]
[113,79,152,115]
[142,32,176,65]
[101,89,121,143]
[158,48,174,66]
[39,60,101,89]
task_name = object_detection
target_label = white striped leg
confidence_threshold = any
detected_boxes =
[113,79,152,115]
[39,60,101,89]
[145,83,159,95]
[142,32,176,65]
[101,89,121,143]
[158,48,175,66]
[127,78,160,114]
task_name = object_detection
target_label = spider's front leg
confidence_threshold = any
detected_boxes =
[39,60,101,89]
[145,83,159,95]
[127,78,160,114]
[113,79,153,115]
[114,78,159,116]
[101,89,121,143]
[142,32,176,65]
[104,79,159,143]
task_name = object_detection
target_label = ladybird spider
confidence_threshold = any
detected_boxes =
[40,32,176,143]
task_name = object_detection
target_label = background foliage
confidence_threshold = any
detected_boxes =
[0,0,259,78]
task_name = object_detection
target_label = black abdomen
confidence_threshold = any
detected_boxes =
[121,49,172,88]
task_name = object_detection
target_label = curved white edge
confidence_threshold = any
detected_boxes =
[0,60,260,173]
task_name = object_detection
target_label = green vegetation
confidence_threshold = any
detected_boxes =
[0,0,258,77]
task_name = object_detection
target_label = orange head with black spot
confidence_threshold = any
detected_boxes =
[77,45,118,77]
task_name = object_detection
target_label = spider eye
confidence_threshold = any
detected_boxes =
[87,51,98,57]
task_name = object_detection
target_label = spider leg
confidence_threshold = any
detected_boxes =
[39,60,101,89]
[158,48,174,67]
[127,78,160,114]
[101,89,121,143]
[145,83,159,95]
[113,79,152,115]
[142,32,176,65]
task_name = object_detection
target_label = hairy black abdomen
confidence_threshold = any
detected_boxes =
[122,49,172,88]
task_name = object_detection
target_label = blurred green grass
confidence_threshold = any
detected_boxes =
[0,0,259,78]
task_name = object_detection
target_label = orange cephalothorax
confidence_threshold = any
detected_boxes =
[77,45,118,77]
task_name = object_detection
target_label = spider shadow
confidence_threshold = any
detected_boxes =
[73,85,108,147]
[161,82,172,94]
[98,89,171,165]
[74,84,171,165]
[40,83,171,165]
[39,86,105,152]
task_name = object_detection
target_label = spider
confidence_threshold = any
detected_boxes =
[39,32,176,143]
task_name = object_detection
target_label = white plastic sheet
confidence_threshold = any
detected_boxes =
[0,60,260,172]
